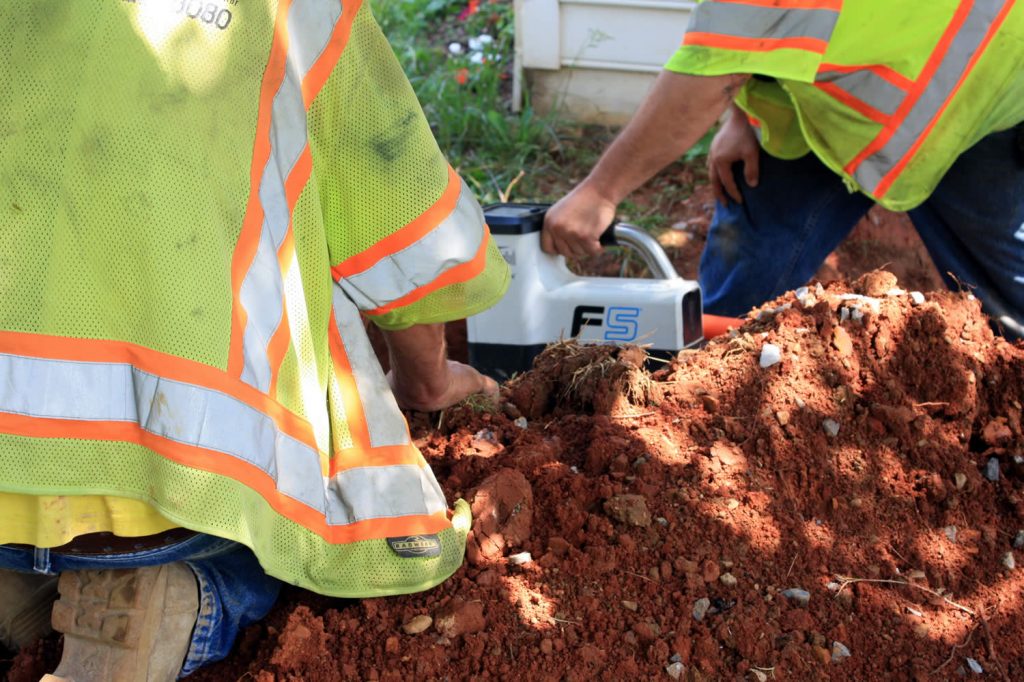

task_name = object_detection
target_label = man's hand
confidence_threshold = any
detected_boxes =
[541,72,748,258]
[541,183,617,258]
[382,323,498,412]
[708,104,760,205]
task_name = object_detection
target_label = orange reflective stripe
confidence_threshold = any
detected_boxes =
[874,0,1015,198]
[710,0,842,9]
[328,311,373,451]
[302,0,364,105]
[815,81,889,124]
[265,0,364,394]
[818,62,913,90]
[363,230,491,317]
[0,331,319,451]
[682,32,829,54]
[331,166,462,280]
[228,0,295,378]
[0,411,447,544]
[844,0,973,177]
[329,443,424,477]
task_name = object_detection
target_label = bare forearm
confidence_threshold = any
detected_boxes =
[584,72,749,204]
[382,324,448,405]
[382,323,498,412]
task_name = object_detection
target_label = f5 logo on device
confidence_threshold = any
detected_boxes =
[570,306,640,342]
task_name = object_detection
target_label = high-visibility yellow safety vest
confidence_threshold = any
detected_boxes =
[666,0,1024,211]
[0,1,509,597]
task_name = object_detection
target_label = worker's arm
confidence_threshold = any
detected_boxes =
[542,71,749,258]
[382,323,498,412]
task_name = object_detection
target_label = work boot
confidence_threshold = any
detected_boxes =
[44,563,199,682]
[0,569,58,650]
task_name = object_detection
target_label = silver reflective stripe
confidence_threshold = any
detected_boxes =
[331,289,411,448]
[687,2,839,42]
[0,350,444,528]
[238,0,343,392]
[852,0,1005,192]
[327,464,448,525]
[816,69,906,116]
[337,180,486,311]
[0,352,325,513]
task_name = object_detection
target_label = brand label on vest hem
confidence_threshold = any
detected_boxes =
[387,535,442,558]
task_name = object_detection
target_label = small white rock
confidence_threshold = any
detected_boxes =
[851,308,865,323]
[944,526,957,543]
[665,662,685,680]
[831,641,851,662]
[1013,530,1024,549]
[967,657,984,674]
[402,614,433,635]
[1003,551,1016,570]
[906,607,924,617]
[826,581,842,593]
[823,419,841,438]
[781,588,811,607]
[720,572,738,587]
[508,551,533,566]
[759,343,782,368]
[840,307,851,323]
[886,288,906,297]
[513,416,528,429]
[910,291,926,305]
[692,597,711,621]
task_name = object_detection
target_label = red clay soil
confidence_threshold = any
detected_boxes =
[55,273,1010,681]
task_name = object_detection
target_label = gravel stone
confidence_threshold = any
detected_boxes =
[1003,551,1016,570]
[692,598,711,622]
[985,457,1001,482]
[719,573,738,587]
[781,588,811,607]
[759,343,782,368]
[944,526,957,543]
[910,291,926,305]
[666,662,685,679]
[831,641,851,662]
[1014,530,1024,549]
[402,614,433,635]
[822,419,841,438]
[508,552,533,566]
[967,657,983,675]
[513,416,528,429]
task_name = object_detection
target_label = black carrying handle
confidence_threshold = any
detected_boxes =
[598,220,620,247]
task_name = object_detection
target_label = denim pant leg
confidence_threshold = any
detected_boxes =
[699,149,874,316]
[908,127,1024,339]
[0,535,282,677]
[180,541,282,676]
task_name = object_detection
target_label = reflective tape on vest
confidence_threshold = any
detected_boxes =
[0,350,445,528]
[848,0,1013,195]
[331,290,412,449]
[336,178,486,312]
[236,0,346,392]
[815,68,906,118]
[685,1,840,52]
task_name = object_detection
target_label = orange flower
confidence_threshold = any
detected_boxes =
[455,68,469,85]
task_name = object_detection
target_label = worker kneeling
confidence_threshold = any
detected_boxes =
[0,2,508,679]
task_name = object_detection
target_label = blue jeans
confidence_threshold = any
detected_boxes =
[700,127,1024,338]
[0,535,281,677]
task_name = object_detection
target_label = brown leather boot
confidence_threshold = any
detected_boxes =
[0,569,58,650]
[43,563,199,682]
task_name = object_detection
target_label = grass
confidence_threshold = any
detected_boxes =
[372,0,564,203]
[370,0,710,235]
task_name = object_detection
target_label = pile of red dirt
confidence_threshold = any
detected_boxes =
[164,272,1021,680]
